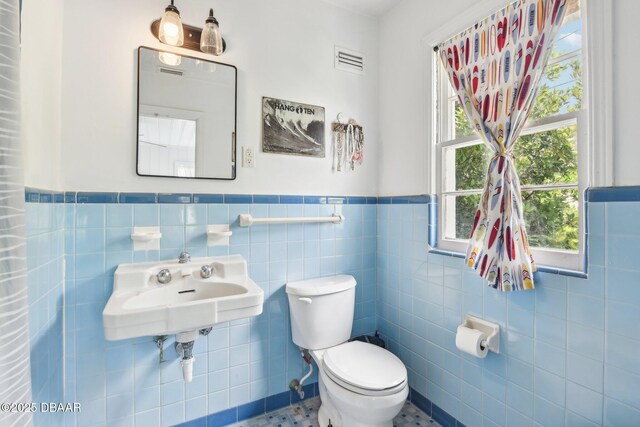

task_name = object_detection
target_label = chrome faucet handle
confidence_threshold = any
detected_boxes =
[178,251,191,264]
[156,269,172,285]
[200,265,213,279]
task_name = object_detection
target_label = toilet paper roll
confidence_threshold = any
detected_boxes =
[455,326,489,358]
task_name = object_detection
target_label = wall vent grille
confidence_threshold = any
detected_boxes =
[335,46,364,74]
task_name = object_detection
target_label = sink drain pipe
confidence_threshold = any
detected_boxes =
[289,348,313,400]
[175,331,198,383]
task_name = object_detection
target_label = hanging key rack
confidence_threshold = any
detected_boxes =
[332,113,364,172]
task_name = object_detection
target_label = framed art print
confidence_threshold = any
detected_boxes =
[262,97,325,157]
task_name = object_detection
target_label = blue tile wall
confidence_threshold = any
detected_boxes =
[377,199,640,427]
[24,187,640,427]
[60,201,376,427]
[26,202,65,427]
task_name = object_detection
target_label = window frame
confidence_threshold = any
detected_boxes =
[424,0,613,274]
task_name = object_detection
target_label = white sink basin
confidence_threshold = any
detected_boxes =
[122,281,247,309]
[103,255,264,340]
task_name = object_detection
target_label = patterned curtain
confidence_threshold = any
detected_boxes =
[0,0,34,425]
[438,0,568,291]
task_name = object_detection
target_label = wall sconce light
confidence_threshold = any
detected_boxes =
[200,9,223,55]
[158,1,184,46]
[151,2,227,55]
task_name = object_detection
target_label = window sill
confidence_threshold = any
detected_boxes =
[428,247,588,279]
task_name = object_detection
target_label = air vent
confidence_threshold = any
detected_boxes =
[159,68,183,76]
[335,46,364,74]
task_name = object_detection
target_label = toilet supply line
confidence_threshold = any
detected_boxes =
[290,348,313,400]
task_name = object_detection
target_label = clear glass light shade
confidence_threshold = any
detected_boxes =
[158,52,181,66]
[200,11,223,55]
[195,59,217,73]
[159,9,184,46]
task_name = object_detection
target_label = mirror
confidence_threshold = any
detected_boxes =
[136,46,237,180]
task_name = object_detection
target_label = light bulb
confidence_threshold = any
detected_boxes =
[159,1,184,46]
[163,21,179,38]
[159,52,181,66]
[200,9,223,55]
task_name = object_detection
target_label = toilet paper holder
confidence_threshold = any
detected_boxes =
[460,314,500,354]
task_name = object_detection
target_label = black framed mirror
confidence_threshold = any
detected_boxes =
[136,46,237,180]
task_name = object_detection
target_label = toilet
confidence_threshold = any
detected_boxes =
[286,275,408,427]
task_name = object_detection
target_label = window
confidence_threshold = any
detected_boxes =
[434,0,591,271]
[138,115,198,178]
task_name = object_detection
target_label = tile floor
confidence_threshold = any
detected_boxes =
[232,397,440,427]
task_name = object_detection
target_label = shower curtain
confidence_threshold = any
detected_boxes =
[0,0,34,426]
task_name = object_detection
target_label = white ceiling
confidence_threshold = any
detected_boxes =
[319,0,402,17]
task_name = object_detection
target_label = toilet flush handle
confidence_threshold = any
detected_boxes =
[298,297,312,304]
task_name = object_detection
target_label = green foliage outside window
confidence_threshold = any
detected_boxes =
[453,56,581,250]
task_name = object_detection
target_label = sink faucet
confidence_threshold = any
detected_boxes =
[200,262,224,279]
[200,265,213,279]
[178,251,191,264]
[156,269,172,285]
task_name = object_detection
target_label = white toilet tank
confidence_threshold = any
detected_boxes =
[286,275,356,350]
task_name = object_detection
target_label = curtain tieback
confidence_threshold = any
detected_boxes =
[481,151,513,215]
[492,151,512,159]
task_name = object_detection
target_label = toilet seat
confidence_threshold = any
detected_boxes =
[322,341,407,397]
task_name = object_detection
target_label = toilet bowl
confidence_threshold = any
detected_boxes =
[286,275,408,427]
[312,341,408,427]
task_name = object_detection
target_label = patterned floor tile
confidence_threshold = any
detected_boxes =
[234,398,439,427]
[394,401,439,426]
